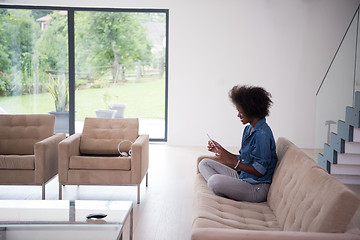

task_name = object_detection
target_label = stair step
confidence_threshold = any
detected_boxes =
[331,164,360,175]
[332,174,360,185]
[338,120,353,142]
[355,91,360,111]
[318,153,330,172]
[346,106,360,128]
[330,132,344,153]
[338,153,360,164]
[354,128,360,142]
[323,143,337,164]
[345,142,360,154]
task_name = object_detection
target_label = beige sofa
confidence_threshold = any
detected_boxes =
[0,114,66,199]
[192,137,360,240]
[58,117,149,203]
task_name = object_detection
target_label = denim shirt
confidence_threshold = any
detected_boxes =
[237,118,277,184]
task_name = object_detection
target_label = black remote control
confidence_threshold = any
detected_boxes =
[86,213,107,219]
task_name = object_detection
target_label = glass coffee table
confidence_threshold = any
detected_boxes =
[0,200,133,240]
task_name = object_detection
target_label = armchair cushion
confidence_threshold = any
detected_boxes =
[0,114,55,155]
[70,156,131,170]
[79,118,139,155]
[0,155,35,170]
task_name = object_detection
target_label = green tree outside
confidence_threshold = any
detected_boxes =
[75,12,152,83]
[0,9,40,95]
[34,11,68,79]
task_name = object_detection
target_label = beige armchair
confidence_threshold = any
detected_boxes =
[0,114,66,199]
[58,118,149,203]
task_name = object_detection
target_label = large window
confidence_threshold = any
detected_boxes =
[0,6,168,141]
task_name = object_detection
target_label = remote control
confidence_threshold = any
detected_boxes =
[86,213,107,219]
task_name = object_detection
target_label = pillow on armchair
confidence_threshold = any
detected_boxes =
[79,118,139,155]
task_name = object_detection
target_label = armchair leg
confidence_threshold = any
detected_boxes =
[59,183,62,200]
[137,184,140,204]
[42,184,45,200]
[146,172,148,187]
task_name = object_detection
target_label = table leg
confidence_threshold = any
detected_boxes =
[118,204,133,240]
[59,183,62,200]
[130,208,133,240]
[42,184,45,200]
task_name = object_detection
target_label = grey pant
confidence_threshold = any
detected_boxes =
[198,158,269,202]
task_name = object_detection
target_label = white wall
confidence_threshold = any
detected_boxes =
[1,0,359,148]
[168,0,360,149]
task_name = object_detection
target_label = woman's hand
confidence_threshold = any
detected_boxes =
[208,140,237,166]
[207,140,221,153]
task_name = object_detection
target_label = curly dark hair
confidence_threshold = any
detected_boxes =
[228,85,273,119]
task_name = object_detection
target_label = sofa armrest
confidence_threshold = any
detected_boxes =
[131,134,149,184]
[58,133,81,183]
[34,133,66,183]
[191,228,360,240]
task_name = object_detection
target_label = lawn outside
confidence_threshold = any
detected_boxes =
[0,78,165,121]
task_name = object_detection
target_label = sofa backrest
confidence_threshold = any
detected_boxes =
[0,114,55,155]
[79,118,139,155]
[268,137,360,233]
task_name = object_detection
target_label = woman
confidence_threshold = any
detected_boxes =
[199,85,277,202]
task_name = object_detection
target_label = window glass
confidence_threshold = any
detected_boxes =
[74,11,166,139]
[0,7,167,140]
[0,9,68,134]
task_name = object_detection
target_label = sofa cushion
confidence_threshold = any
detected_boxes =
[0,114,55,155]
[267,137,360,233]
[79,118,139,155]
[0,155,35,170]
[193,174,281,231]
[69,156,131,170]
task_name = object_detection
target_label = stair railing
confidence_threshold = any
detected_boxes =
[315,4,360,164]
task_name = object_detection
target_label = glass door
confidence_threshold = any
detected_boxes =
[74,10,167,139]
[0,9,69,133]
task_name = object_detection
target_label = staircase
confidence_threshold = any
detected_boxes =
[318,91,360,184]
